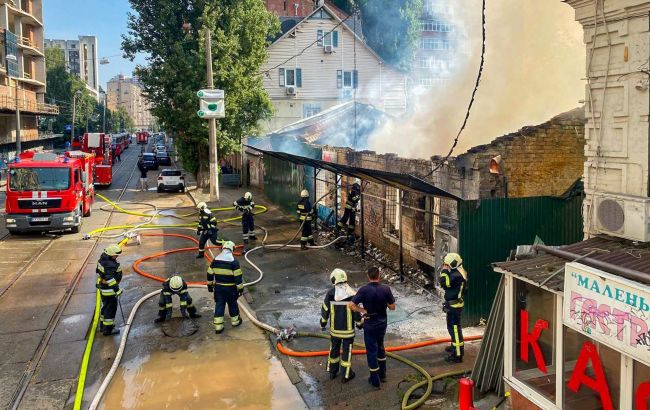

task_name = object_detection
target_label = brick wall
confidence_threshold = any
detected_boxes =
[265,0,317,16]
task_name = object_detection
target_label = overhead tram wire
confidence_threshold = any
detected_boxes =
[424,0,486,178]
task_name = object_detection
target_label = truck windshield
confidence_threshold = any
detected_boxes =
[8,167,71,191]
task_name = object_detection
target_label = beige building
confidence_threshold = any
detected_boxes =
[0,0,58,144]
[106,74,153,130]
[260,4,407,132]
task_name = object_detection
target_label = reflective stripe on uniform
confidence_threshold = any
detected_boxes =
[453,325,462,356]
[322,303,329,311]
[440,272,450,287]
[330,329,355,338]
[100,289,116,296]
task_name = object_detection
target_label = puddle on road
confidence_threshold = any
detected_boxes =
[100,338,306,409]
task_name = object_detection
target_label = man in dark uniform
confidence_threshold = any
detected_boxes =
[297,189,315,250]
[337,182,360,244]
[154,275,202,323]
[349,267,396,389]
[234,192,256,244]
[96,244,123,336]
[196,201,220,259]
[439,252,468,363]
[320,269,363,383]
[207,241,244,334]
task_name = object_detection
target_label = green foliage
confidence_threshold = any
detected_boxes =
[334,0,422,70]
[122,0,279,178]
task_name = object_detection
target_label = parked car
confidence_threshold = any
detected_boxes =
[154,145,166,154]
[156,150,171,166]
[141,153,159,170]
[157,169,185,193]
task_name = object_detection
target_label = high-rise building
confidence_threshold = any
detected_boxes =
[106,74,153,130]
[0,0,58,145]
[44,35,100,99]
[413,0,455,88]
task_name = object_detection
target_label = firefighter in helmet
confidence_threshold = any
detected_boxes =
[297,189,315,250]
[207,241,244,334]
[96,244,123,336]
[154,275,202,323]
[337,182,361,244]
[320,268,363,383]
[196,201,220,258]
[234,192,256,244]
[439,252,468,363]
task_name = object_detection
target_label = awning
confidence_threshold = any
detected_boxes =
[245,145,463,201]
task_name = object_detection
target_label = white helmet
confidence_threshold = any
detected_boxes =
[196,202,208,210]
[300,189,309,198]
[244,192,252,201]
[169,275,184,292]
[330,268,348,285]
[222,241,236,252]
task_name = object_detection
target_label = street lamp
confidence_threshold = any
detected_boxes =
[6,54,20,153]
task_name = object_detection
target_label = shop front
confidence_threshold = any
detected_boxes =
[495,238,650,410]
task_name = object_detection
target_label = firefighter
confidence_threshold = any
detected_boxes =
[439,252,468,363]
[234,192,256,244]
[337,182,361,244]
[320,269,363,383]
[297,189,315,250]
[154,275,202,323]
[96,244,123,336]
[196,202,220,259]
[207,241,244,334]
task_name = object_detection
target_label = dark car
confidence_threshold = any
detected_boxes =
[156,150,171,166]
[141,153,159,170]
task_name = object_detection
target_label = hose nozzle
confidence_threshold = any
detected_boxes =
[277,326,297,342]
[82,234,91,240]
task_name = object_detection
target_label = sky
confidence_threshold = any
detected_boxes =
[43,0,147,90]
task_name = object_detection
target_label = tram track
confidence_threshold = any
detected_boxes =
[6,146,140,410]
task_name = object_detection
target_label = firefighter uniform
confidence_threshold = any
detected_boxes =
[439,253,468,363]
[234,193,256,244]
[207,242,244,334]
[297,190,315,249]
[197,205,219,259]
[96,246,123,336]
[155,276,201,323]
[320,270,362,382]
[338,184,360,239]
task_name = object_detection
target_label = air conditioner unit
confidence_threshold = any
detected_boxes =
[323,44,334,54]
[286,85,297,95]
[592,192,650,242]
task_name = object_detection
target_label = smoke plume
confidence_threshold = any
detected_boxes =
[367,0,585,159]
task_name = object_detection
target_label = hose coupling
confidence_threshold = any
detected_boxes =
[277,326,297,342]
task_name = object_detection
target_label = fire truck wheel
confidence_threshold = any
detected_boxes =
[83,205,92,217]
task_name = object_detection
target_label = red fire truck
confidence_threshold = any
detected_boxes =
[136,131,149,145]
[112,133,130,151]
[81,133,113,186]
[4,151,95,234]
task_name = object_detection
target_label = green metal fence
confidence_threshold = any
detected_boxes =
[458,194,583,325]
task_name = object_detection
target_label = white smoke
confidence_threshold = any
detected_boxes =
[367,0,586,159]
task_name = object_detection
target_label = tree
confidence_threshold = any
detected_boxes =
[332,0,422,71]
[112,106,135,132]
[122,0,279,184]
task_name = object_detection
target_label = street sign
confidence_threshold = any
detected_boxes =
[197,89,225,119]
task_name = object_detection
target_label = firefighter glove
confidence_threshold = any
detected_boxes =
[238,288,244,297]
[116,288,123,296]
[207,284,214,293]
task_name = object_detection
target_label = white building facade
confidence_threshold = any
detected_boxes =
[44,35,99,99]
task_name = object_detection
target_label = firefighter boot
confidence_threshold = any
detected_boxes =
[378,361,387,382]
[445,345,454,354]
[244,239,249,245]
[309,238,316,246]
[328,362,339,380]
[368,371,381,389]
[188,306,202,319]
[103,326,120,336]
[445,354,463,363]
[196,251,205,259]
[301,242,307,250]
[154,317,166,324]
[232,317,243,327]
[342,370,356,383]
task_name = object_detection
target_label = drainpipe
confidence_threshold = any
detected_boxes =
[399,190,404,282]
[535,244,650,285]
[360,181,365,260]
[334,174,339,228]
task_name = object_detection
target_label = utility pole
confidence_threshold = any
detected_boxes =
[205,27,219,201]
[14,79,21,153]
[71,95,77,145]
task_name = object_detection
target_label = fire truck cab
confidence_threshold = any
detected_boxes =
[5,151,95,234]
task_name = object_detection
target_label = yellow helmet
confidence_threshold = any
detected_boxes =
[300,189,309,198]
[169,275,183,292]
[330,268,348,285]
[222,241,236,252]
[244,192,252,201]
[443,253,463,269]
[196,201,208,210]
[104,244,122,257]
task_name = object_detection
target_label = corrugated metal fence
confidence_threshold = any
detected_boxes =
[458,194,583,325]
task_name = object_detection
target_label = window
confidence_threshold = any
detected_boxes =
[278,68,302,87]
[385,187,400,234]
[563,327,621,410]
[634,361,650,410]
[317,29,339,47]
[513,280,558,401]
[421,38,451,50]
[336,70,358,89]
[303,103,322,118]
[418,78,433,87]
[420,20,452,32]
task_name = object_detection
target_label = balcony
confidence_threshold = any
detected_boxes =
[18,36,42,56]
[0,84,58,115]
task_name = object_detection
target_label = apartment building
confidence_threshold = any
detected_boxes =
[0,0,58,144]
[44,35,99,99]
[106,74,153,130]
[413,0,456,88]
